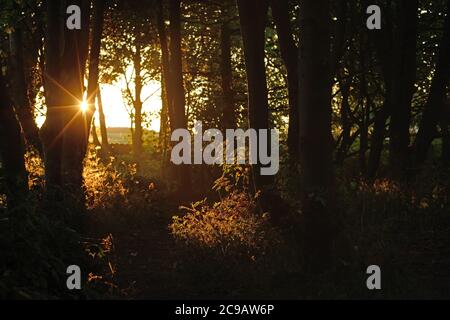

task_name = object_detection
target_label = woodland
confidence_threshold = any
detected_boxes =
[0,0,449,299]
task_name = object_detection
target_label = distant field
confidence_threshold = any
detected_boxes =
[105,127,133,144]
[92,127,159,145]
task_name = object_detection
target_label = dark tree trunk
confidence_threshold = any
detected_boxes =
[367,0,418,180]
[359,37,369,175]
[40,0,64,189]
[157,0,175,132]
[220,15,236,130]
[159,72,169,166]
[413,3,450,167]
[388,0,418,179]
[169,0,191,190]
[270,0,299,161]
[336,74,351,165]
[133,32,144,172]
[367,99,390,179]
[9,27,42,154]
[91,120,101,147]
[298,0,334,272]
[60,0,90,196]
[0,73,28,207]
[86,0,105,141]
[41,0,90,199]
[441,99,450,168]
[97,89,109,149]
[237,0,271,190]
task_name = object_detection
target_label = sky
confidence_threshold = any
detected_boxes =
[36,80,162,132]
[96,81,162,131]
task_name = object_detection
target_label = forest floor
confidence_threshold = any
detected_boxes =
[87,202,189,299]
[80,151,450,300]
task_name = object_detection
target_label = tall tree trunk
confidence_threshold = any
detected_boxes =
[133,31,144,172]
[85,0,105,141]
[0,73,28,207]
[367,99,390,179]
[91,119,101,147]
[159,72,169,166]
[441,98,450,168]
[388,0,418,179]
[220,15,236,130]
[367,0,418,180]
[60,0,90,196]
[336,74,351,164]
[298,0,334,272]
[270,0,299,161]
[9,27,42,154]
[97,89,109,149]
[237,0,271,190]
[169,0,191,190]
[157,0,175,133]
[359,37,369,175]
[413,3,450,167]
[41,0,90,200]
[40,0,64,189]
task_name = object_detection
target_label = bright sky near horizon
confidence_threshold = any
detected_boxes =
[36,80,162,132]
[96,81,162,132]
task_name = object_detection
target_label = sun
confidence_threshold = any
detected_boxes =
[80,100,88,113]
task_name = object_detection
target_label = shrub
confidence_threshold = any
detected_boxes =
[170,165,279,261]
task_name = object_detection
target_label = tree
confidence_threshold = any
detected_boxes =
[298,0,334,272]
[9,26,42,154]
[86,0,106,143]
[366,0,418,179]
[236,0,271,190]
[413,1,450,168]
[97,89,109,150]
[0,73,28,207]
[169,0,191,190]
[40,0,90,197]
[270,0,299,161]
[220,2,236,130]
[100,0,158,171]
[387,0,419,179]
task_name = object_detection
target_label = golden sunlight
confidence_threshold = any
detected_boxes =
[80,100,88,113]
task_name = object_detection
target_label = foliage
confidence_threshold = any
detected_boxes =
[84,147,164,211]
[170,165,279,261]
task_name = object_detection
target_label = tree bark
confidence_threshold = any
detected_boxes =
[336,74,352,165]
[388,0,418,179]
[40,0,64,189]
[367,98,390,180]
[237,0,271,190]
[133,30,144,172]
[169,0,191,190]
[41,0,90,199]
[367,0,418,180]
[441,98,450,168]
[270,0,299,161]
[60,0,90,196]
[0,73,28,207]
[220,14,236,130]
[9,27,42,154]
[97,89,109,149]
[159,72,169,166]
[86,0,105,140]
[91,119,101,147]
[298,0,334,272]
[157,0,175,132]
